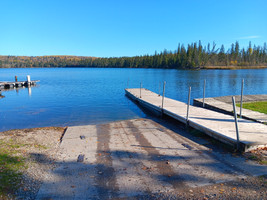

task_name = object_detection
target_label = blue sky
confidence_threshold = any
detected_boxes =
[0,0,266,57]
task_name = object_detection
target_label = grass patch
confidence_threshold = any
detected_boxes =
[236,101,267,114]
[259,160,267,165]
[0,139,27,198]
[246,154,267,166]
[0,153,25,198]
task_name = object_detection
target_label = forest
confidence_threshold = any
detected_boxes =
[0,41,266,69]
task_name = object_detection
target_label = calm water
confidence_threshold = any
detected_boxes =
[1,68,267,131]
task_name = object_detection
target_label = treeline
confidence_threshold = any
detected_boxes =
[0,41,267,69]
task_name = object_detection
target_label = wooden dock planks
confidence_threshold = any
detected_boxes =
[125,88,267,152]
[0,80,39,89]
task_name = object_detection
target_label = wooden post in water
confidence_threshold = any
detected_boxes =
[186,86,191,126]
[232,96,240,150]
[27,75,31,86]
[203,79,206,107]
[240,79,244,118]
[161,81,166,111]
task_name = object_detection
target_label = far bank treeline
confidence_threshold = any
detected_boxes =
[1,41,267,69]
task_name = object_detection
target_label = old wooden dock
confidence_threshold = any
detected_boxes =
[0,80,39,89]
[125,88,267,152]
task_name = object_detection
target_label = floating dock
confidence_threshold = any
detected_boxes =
[0,80,39,89]
[125,88,267,152]
[194,95,267,124]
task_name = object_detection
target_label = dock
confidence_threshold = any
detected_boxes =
[125,88,267,152]
[0,80,39,89]
[194,95,267,124]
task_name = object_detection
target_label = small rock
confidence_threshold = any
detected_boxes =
[80,135,85,140]
[77,154,85,162]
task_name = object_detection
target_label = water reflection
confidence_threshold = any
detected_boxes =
[1,85,37,97]
[28,86,32,97]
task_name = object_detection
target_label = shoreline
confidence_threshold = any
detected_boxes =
[0,65,267,70]
[202,65,267,70]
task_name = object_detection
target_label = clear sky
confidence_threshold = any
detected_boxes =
[0,0,266,57]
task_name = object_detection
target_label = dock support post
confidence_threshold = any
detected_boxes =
[186,86,191,125]
[140,82,142,98]
[240,79,244,118]
[158,81,161,96]
[232,96,240,150]
[203,79,206,107]
[161,81,166,112]
[27,75,31,86]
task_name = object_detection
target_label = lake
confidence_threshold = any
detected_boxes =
[1,68,267,131]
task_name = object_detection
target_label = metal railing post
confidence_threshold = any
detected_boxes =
[240,79,244,118]
[140,82,142,98]
[232,96,240,150]
[203,79,206,107]
[186,86,191,125]
[161,81,166,111]
[158,81,161,96]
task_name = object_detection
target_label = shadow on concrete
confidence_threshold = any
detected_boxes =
[20,144,267,199]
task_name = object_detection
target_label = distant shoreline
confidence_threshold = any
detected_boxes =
[202,65,267,70]
[1,41,267,69]
[0,66,267,70]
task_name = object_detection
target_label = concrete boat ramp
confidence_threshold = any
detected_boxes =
[125,88,267,152]
[36,119,267,199]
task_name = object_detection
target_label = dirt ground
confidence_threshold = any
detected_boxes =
[0,123,266,200]
[0,127,65,200]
